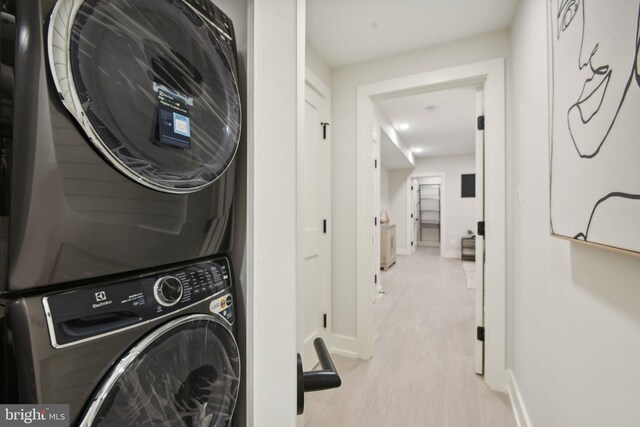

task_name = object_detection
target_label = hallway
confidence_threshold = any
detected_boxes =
[305,248,515,426]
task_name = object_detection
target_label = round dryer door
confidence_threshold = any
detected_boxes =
[79,315,240,427]
[48,0,241,193]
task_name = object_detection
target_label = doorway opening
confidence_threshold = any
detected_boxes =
[416,176,443,249]
[356,59,506,391]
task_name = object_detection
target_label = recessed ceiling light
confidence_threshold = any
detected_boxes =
[412,147,423,153]
[397,123,410,130]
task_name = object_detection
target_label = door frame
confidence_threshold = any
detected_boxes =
[355,58,507,391]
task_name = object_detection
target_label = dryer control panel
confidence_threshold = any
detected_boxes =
[43,257,235,348]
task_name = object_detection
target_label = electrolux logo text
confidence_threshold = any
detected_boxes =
[92,291,112,309]
[0,405,69,426]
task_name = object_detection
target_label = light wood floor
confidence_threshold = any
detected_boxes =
[304,248,515,427]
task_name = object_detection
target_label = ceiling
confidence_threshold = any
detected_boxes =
[376,86,477,158]
[380,131,413,170]
[307,0,518,67]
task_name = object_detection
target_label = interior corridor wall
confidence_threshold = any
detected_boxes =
[509,1,640,426]
[330,30,510,340]
[380,167,390,215]
[387,169,410,255]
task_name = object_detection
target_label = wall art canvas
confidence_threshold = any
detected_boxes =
[549,0,640,254]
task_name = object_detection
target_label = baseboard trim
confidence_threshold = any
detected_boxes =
[329,334,359,359]
[507,370,532,427]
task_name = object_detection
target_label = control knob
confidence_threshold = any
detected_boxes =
[154,276,183,307]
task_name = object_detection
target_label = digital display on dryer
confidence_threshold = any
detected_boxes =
[156,85,193,150]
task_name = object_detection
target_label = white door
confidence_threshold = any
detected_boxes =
[372,135,380,298]
[298,72,331,369]
[475,90,485,375]
[411,179,419,254]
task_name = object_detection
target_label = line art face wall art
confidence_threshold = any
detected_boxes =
[549,0,640,254]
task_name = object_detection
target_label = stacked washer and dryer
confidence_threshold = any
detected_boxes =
[0,0,243,425]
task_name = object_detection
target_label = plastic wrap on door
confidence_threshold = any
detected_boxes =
[48,0,242,193]
[81,316,240,427]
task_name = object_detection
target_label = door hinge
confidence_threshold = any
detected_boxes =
[323,314,327,328]
[374,159,377,168]
[323,219,327,234]
[374,274,377,284]
[321,122,330,139]
[477,326,485,342]
[411,186,414,190]
[374,217,377,226]
[477,115,485,131]
[477,221,485,237]
[411,213,414,219]
[411,241,414,246]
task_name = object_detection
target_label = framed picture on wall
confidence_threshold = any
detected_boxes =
[548,0,640,255]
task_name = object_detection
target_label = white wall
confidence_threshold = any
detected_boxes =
[374,105,415,166]
[245,0,301,425]
[306,42,331,87]
[380,167,390,214]
[331,30,510,340]
[387,169,411,254]
[509,1,640,426]
[414,154,476,258]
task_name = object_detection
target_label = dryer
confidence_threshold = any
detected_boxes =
[2,255,240,425]
[0,0,242,292]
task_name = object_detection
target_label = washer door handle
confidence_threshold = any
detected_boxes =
[296,337,342,415]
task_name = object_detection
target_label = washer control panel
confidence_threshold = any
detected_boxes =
[154,276,184,307]
[43,256,234,348]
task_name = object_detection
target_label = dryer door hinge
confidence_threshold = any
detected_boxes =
[477,326,485,342]
[374,274,377,284]
[323,314,327,329]
[477,115,485,131]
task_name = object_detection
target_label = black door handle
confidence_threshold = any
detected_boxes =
[296,337,342,415]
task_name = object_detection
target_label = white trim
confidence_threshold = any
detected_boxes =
[305,67,331,100]
[507,370,533,427]
[329,334,359,358]
[246,0,301,424]
[355,58,507,391]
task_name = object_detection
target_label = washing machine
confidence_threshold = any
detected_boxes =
[1,255,240,425]
[0,0,243,424]
[0,0,242,293]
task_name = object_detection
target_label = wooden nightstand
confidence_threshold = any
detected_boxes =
[461,237,476,261]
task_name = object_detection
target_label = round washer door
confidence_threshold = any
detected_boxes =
[48,0,241,193]
[79,315,240,427]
